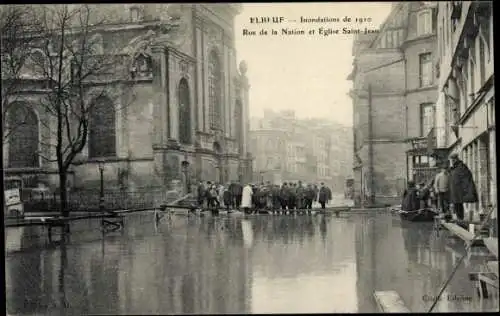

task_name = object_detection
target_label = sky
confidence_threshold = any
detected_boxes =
[234,2,393,126]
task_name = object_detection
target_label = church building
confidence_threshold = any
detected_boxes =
[3,4,253,192]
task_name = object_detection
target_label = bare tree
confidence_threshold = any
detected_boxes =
[15,4,131,216]
[3,4,182,215]
[1,5,39,143]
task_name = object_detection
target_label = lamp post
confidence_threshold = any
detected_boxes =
[181,161,190,194]
[98,160,105,211]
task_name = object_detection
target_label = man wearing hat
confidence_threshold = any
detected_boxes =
[448,153,478,221]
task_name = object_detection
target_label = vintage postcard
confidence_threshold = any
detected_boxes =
[2,2,497,314]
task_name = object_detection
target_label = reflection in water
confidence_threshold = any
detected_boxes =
[5,213,499,314]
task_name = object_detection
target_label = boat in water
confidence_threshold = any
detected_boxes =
[398,208,438,222]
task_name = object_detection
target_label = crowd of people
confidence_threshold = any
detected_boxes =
[401,153,479,222]
[196,180,333,214]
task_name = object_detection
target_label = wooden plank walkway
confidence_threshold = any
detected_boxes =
[373,291,410,313]
[483,237,498,258]
[441,221,484,246]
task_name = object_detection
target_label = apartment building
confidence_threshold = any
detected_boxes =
[249,110,352,190]
[434,1,494,216]
[348,2,439,205]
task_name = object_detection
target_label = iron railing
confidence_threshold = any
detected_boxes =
[22,188,189,212]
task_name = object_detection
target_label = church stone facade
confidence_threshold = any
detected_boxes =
[3,4,253,191]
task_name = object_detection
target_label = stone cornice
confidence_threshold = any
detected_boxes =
[400,33,437,50]
[166,46,196,63]
[405,84,438,95]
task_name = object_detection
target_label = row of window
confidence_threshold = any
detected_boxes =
[376,6,433,50]
[439,3,492,118]
[317,166,330,178]
[5,78,243,168]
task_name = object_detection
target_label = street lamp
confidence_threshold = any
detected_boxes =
[98,160,105,211]
[181,160,190,194]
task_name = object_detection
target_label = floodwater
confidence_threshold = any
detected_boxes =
[5,211,499,314]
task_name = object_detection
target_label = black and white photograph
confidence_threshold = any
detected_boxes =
[2,2,497,314]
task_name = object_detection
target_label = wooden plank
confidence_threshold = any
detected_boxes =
[478,273,499,288]
[441,222,484,246]
[484,238,498,258]
[373,291,410,313]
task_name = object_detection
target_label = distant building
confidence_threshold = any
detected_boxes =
[249,109,352,191]
[434,2,495,218]
[3,4,253,193]
[348,2,439,205]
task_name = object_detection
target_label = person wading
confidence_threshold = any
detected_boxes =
[448,153,478,221]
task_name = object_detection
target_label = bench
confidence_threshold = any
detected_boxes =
[441,222,484,247]
[373,291,410,313]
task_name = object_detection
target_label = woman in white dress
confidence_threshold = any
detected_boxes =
[241,183,253,214]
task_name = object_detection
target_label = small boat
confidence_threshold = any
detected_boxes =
[398,208,438,222]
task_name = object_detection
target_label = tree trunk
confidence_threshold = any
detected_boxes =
[59,171,68,217]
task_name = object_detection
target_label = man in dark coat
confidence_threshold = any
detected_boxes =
[279,182,289,211]
[296,180,305,209]
[318,182,329,209]
[449,153,478,221]
[197,181,206,208]
[402,180,420,212]
[288,182,297,210]
[229,182,243,209]
[223,183,232,211]
[271,184,281,210]
[304,184,315,211]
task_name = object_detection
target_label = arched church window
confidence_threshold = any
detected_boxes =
[88,96,116,158]
[7,103,40,168]
[208,50,222,130]
[178,78,191,144]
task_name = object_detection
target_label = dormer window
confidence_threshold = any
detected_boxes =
[417,9,432,36]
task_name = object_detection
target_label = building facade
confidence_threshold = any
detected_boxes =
[249,109,352,191]
[3,4,253,193]
[348,2,439,206]
[434,2,495,218]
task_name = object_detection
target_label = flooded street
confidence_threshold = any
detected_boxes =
[5,212,499,314]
